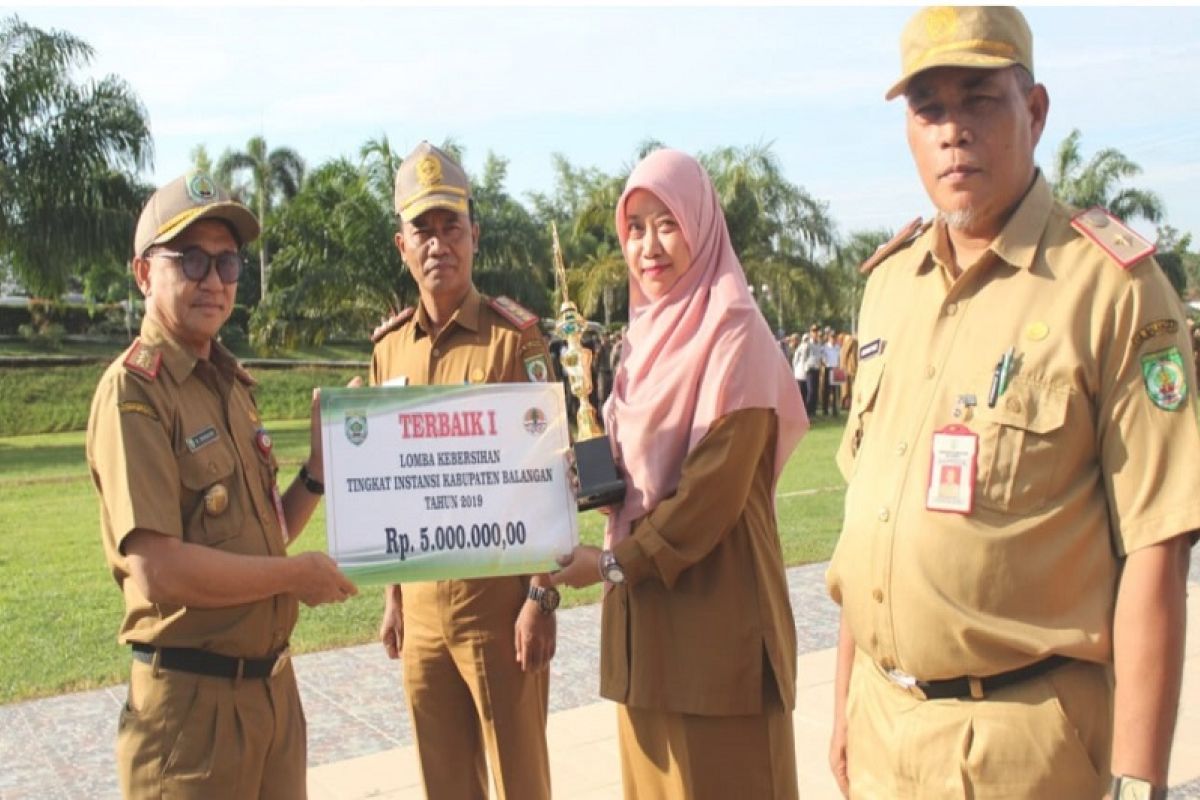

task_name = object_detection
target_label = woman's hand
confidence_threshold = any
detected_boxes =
[551,545,602,589]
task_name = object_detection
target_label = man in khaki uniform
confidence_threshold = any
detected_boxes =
[372,141,557,799]
[827,7,1200,799]
[87,171,357,798]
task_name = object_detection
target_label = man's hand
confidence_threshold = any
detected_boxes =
[306,376,363,483]
[551,545,602,589]
[829,712,850,797]
[514,600,556,672]
[292,551,358,607]
[379,584,403,660]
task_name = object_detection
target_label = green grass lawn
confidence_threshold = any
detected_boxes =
[0,416,846,704]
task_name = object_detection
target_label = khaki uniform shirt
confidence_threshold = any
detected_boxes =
[828,174,1200,681]
[87,318,295,658]
[370,287,553,626]
[601,408,797,716]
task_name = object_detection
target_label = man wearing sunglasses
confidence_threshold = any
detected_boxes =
[86,170,357,799]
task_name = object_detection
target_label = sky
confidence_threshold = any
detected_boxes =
[12,4,1200,244]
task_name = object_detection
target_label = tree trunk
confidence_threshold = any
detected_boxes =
[258,192,269,302]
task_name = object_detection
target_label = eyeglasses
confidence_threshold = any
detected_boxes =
[151,247,243,284]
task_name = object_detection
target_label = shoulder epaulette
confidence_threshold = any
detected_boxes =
[234,363,257,388]
[487,295,539,330]
[1070,207,1155,270]
[123,338,161,381]
[860,217,930,275]
[370,307,415,344]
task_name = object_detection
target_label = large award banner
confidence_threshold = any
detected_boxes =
[320,384,579,584]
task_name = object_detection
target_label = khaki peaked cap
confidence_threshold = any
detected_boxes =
[887,6,1033,100]
[134,170,259,256]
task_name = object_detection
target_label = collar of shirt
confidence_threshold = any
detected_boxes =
[413,285,482,342]
[139,316,237,387]
[925,171,1052,279]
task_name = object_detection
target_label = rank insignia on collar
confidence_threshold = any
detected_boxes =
[124,339,161,381]
[1071,207,1155,269]
[488,295,539,330]
[371,307,415,344]
[1141,346,1187,411]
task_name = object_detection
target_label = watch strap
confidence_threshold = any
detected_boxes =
[298,463,325,495]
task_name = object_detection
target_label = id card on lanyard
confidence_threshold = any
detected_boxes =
[926,424,978,514]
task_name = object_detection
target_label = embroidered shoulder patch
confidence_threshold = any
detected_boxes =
[860,217,930,275]
[1131,318,1179,349]
[488,295,539,330]
[371,307,415,344]
[1071,207,1155,269]
[123,339,161,381]
[1141,346,1187,411]
[524,354,552,383]
[118,401,159,421]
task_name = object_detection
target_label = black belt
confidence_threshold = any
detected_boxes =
[895,654,1072,700]
[132,643,288,679]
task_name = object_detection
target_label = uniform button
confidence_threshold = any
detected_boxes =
[925,365,935,379]
[872,589,884,603]
[945,303,958,316]
[431,347,441,358]
[1005,396,1022,412]
[896,441,907,455]
[878,507,890,522]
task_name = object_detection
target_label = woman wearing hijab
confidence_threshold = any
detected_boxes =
[553,149,808,799]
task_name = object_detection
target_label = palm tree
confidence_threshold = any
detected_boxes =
[1050,129,1164,224]
[216,136,305,301]
[0,15,152,298]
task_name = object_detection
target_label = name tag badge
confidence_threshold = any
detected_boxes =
[926,424,978,514]
[271,486,290,546]
[383,375,409,387]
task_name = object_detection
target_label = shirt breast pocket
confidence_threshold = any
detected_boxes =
[974,380,1070,515]
[178,442,245,546]
[836,358,885,478]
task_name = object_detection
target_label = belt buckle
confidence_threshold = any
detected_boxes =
[270,646,291,678]
[884,666,928,700]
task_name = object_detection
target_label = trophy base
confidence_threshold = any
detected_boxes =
[575,436,626,512]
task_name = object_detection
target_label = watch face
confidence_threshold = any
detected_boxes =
[542,587,561,612]
[1117,778,1153,800]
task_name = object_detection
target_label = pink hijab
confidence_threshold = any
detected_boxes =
[603,148,809,548]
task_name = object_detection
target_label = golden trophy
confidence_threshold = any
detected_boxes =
[552,223,625,511]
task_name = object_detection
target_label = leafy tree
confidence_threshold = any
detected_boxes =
[471,153,551,313]
[1050,129,1164,224]
[0,15,152,298]
[1154,225,1197,299]
[216,136,305,301]
[250,158,400,350]
[826,228,893,332]
[190,144,213,175]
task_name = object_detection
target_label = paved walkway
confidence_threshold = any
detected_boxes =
[2,555,1199,799]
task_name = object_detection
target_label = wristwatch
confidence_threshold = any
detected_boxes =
[527,585,560,615]
[1111,775,1166,800]
[599,549,625,584]
[298,463,325,495]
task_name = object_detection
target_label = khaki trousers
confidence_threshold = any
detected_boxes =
[615,682,798,800]
[401,577,550,800]
[846,648,1112,799]
[117,657,306,799]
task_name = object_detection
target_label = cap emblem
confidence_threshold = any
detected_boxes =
[186,171,217,203]
[416,155,442,188]
[924,7,959,42]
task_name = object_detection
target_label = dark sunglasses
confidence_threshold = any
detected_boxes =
[152,246,243,284]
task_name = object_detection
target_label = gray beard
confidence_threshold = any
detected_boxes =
[941,208,977,230]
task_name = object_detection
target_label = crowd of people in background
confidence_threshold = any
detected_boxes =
[783,325,859,419]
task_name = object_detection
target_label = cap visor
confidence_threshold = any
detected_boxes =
[398,195,469,223]
[885,54,1018,100]
[147,202,261,250]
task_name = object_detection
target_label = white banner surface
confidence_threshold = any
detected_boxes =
[320,384,578,584]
